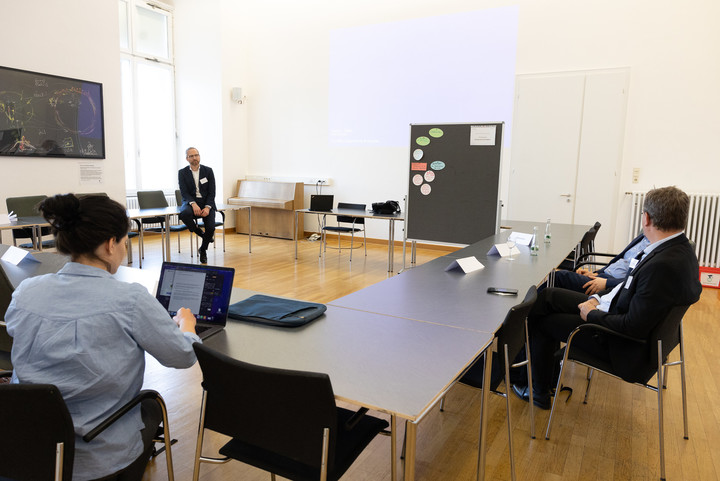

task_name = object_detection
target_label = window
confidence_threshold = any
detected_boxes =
[119,0,177,193]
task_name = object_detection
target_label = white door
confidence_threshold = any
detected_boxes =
[507,69,629,252]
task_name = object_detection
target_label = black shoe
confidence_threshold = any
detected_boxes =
[198,248,208,264]
[511,384,551,410]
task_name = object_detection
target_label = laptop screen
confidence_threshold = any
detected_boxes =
[310,194,334,211]
[155,262,235,325]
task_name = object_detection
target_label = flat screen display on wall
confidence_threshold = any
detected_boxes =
[0,66,105,159]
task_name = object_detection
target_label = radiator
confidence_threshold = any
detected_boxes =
[627,192,720,268]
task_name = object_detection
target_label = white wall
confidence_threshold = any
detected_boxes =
[183,0,719,244]
[4,0,718,248]
[0,0,125,206]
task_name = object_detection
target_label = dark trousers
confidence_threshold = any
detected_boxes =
[92,398,163,481]
[528,287,612,393]
[179,202,215,249]
[539,269,611,293]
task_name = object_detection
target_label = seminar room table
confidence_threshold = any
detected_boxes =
[328,220,590,480]
[0,216,51,251]
[294,208,405,272]
[127,203,252,264]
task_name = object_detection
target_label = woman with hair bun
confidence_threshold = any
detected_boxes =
[5,193,200,481]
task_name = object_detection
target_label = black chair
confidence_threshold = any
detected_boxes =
[0,376,176,481]
[440,286,537,481]
[174,190,226,253]
[6,195,54,249]
[556,221,601,272]
[544,304,692,480]
[191,343,390,481]
[321,203,366,261]
[136,190,189,260]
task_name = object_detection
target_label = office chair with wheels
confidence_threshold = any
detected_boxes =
[544,304,692,481]
[321,203,366,261]
[439,285,537,481]
[137,190,189,259]
[0,375,176,481]
[192,343,390,481]
[175,190,225,253]
[5,195,54,249]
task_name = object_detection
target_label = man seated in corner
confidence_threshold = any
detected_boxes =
[178,146,216,264]
[548,233,650,295]
[513,186,702,409]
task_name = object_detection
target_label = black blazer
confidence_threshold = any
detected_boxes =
[587,233,701,380]
[178,165,216,210]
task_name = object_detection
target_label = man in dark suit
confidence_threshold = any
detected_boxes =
[549,233,649,295]
[178,147,216,264]
[513,186,702,409]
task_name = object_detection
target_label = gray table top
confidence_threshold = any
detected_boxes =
[0,245,69,290]
[329,222,590,332]
[297,208,404,221]
[205,288,492,420]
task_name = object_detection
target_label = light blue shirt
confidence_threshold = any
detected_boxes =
[6,262,200,481]
[602,236,650,279]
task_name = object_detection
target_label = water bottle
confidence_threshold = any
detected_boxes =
[544,218,552,243]
[531,226,540,256]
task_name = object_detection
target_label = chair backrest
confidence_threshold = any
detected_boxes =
[0,383,75,480]
[6,195,48,217]
[6,195,50,241]
[336,202,366,225]
[137,190,169,209]
[174,190,182,206]
[650,304,691,366]
[193,343,340,469]
[492,286,538,389]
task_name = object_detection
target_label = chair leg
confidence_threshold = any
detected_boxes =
[524,319,535,439]
[657,339,666,481]
[153,395,175,481]
[363,229,367,256]
[503,344,517,481]
[349,230,354,262]
[192,392,208,481]
[545,347,571,440]
[679,322,689,439]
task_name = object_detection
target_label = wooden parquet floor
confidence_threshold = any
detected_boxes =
[133,231,720,481]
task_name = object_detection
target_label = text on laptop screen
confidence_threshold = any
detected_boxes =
[156,263,234,323]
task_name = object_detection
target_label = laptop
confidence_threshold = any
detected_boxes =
[155,262,235,340]
[310,194,334,212]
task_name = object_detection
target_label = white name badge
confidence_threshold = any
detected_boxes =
[200,177,208,184]
[629,257,639,269]
[625,275,633,289]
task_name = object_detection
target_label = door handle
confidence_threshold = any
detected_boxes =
[559,193,572,198]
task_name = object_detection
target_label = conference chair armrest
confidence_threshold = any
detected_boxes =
[568,323,646,346]
[574,260,610,271]
[82,390,162,442]
[344,407,370,430]
[576,252,617,263]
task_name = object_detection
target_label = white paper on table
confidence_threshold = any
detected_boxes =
[1,245,39,265]
[487,243,519,257]
[508,231,534,246]
[445,256,485,274]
